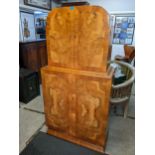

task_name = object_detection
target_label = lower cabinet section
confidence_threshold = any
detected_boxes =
[41,67,112,153]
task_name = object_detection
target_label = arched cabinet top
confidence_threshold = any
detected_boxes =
[46,6,111,72]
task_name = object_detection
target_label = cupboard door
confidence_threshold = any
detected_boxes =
[75,76,110,146]
[27,46,40,71]
[37,42,47,67]
[42,72,70,132]
[26,74,39,99]
[42,71,78,136]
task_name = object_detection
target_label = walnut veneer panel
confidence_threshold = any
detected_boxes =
[46,6,111,72]
[41,6,113,153]
[41,67,112,153]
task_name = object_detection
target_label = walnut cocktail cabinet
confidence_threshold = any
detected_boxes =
[41,6,113,153]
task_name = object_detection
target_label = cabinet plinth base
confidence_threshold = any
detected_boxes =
[47,128,105,154]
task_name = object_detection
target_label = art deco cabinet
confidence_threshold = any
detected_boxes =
[41,6,113,153]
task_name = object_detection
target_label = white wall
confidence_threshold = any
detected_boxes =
[19,0,24,5]
[65,0,134,13]
[88,0,134,13]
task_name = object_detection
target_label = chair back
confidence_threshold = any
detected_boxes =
[124,45,135,63]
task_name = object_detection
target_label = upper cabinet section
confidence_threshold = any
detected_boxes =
[46,6,111,72]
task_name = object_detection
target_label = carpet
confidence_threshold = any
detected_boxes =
[20,132,109,155]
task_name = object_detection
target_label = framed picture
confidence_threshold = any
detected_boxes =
[112,16,135,45]
[20,12,36,41]
[24,0,51,10]
[19,13,23,42]
[34,13,48,40]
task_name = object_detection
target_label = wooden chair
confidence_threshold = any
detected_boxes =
[115,45,135,64]
[110,60,135,118]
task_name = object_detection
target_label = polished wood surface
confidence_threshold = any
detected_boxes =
[41,6,113,153]
[41,66,113,152]
[46,6,111,72]
[19,41,47,72]
[115,45,135,63]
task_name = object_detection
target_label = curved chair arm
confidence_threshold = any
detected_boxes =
[108,60,135,87]
[115,55,130,62]
[108,60,135,98]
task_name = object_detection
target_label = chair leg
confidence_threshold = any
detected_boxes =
[123,101,129,118]
[114,105,117,114]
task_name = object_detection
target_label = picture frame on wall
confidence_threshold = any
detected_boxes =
[20,12,36,42]
[112,16,135,45]
[24,0,51,10]
[34,13,48,40]
[19,13,23,42]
